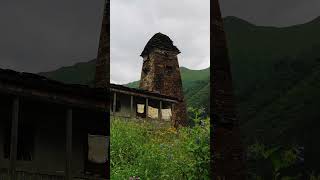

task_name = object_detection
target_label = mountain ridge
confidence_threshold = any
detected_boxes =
[223,15,320,28]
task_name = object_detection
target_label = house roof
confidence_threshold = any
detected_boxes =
[110,83,179,103]
[0,68,177,109]
[0,68,108,111]
[140,32,180,57]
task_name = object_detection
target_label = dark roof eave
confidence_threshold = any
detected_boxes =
[0,68,107,100]
[110,83,179,102]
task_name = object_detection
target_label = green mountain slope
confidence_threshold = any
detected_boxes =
[39,59,96,86]
[224,16,320,171]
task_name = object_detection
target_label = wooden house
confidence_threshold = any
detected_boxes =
[0,69,109,179]
[0,0,109,179]
[110,83,178,123]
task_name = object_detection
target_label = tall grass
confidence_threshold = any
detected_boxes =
[110,112,210,179]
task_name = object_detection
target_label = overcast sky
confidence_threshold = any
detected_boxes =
[220,0,320,27]
[0,0,319,84]
[110,0,210,84]
[0,0,104,73]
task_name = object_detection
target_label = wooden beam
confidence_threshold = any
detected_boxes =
[66,108,73,180]
[145,98,149,120]
[110,88,178,103]
[10,96,19,180]
[159,101,162,121]
[130,95,134,118]
[113,92,117,115]
[0,82,107,111]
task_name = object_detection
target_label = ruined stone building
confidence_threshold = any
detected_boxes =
[95,0,109,89]
[139,33,188,127]
[0,0,109,179]
[212,0,246,179]
[110,33,188,127]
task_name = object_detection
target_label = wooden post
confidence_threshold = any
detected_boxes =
[113,92,117,115]
[10,97,19,180]
[145,98,149,119]
[159,101,162,121]
[130,95,134,118]
[66,108,73,180]
[171,103,174,121]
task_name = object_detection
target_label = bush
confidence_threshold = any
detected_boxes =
[247,142,305,180]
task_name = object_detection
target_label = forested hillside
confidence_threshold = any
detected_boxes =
[224,16,320,172]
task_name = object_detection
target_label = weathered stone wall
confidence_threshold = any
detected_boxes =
[139,47,188,127]
[139,55,157,92]
[212,0,246,179]
[94,0,109,88]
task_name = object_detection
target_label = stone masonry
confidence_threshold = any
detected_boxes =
[212,0,246,179]
[94,0,109,88]
[139,33,188,127]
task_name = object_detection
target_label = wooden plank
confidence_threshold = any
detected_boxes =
[66,108,73,180]
[0,82,107,111]
[130,95,134,118]
[159,101,162,121]
[145,98,149,120]
[110,88,178,103]
[10,96,19,180]
[113,92,117,115]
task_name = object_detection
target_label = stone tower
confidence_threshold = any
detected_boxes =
[91,0,109,177]
[212,0,246,179]
[139,33,188,127]
[94,0,109,88]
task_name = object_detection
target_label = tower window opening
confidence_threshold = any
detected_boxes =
[165,65,173,74]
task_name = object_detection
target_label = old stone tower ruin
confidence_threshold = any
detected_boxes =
[94,0,109,88]
[212,0,246,179]
[139,33,188,127]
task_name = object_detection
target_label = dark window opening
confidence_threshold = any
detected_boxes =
[165,65,173,74]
